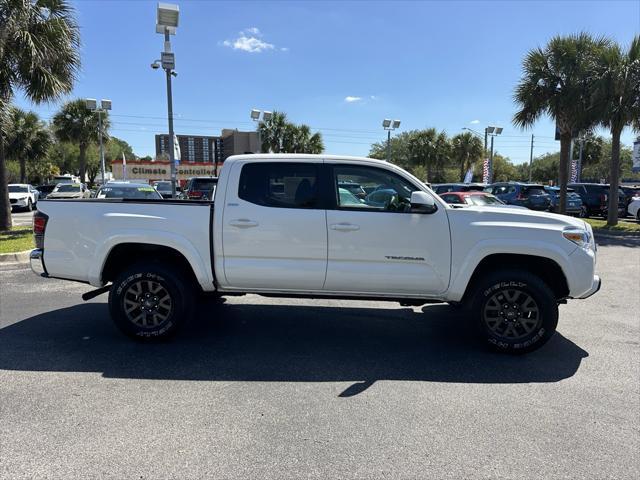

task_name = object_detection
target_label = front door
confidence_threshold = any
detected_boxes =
[221,160,327,291]
[324,163,451,295]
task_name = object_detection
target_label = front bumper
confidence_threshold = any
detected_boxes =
[577,275,601,299]
[10,198,28,208]
[30,249,48,277]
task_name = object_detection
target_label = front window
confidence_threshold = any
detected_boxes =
[9,186,28,193]
[333,165,418,213]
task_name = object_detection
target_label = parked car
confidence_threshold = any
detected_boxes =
[432,183,486,195]
[8,184,39,211]
[439,191,515,208]
[620,185,640,210]
[543,186,584,216]
[567,183,626,218]
[96,182,163,199]
[485,182,551,211]
[36,184,57,199]
[46,183,90,199]
[181,177,218,200]
[31,153,600,354]
[152,180,180,199]
[338,181,367,199]
[627,197,640,220]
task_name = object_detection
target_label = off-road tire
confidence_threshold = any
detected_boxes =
[468,269,558,354]
[108,262,194,340]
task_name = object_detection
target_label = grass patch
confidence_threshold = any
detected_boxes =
[584,218,640,233]
[0,226,34,254]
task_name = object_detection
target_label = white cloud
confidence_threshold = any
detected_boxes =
[222,28,282,53]
[344,96,362,103]
[280,47,289,52]
[470,119,480,124]
[370,95,378,100]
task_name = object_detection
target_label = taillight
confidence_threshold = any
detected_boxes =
[33,211,48,249]
[600,193,607,205]
[516,193,526,200]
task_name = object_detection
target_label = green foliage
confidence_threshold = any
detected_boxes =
[4,108,51,183]
[258,111,324,154]
[52,99,111,182]
[450,132,484,181]
[0,0,81,230]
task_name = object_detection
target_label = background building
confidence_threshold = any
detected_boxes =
[155,130,258,168]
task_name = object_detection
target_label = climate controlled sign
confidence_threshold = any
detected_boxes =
[111,160,217,180]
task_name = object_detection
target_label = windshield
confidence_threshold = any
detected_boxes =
[54,184,80,192]
[191,179,217,191]
[154,181,172,190]
[9,186,28,193]
[466,194,503,206]
[97,185,162,199]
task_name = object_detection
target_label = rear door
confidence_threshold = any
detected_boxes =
[221,160,328,290]
[324,162,451,295]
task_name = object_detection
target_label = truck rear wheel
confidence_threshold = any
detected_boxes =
[468,269,558,354]
[108,262,194,340]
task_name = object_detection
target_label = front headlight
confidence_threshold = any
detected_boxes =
[563,227,592,250]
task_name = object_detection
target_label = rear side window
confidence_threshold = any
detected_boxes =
[239,162,319,209]
[524,187,546,195]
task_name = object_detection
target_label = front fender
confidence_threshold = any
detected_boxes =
[447,238,577,302]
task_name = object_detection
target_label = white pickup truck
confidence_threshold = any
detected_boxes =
[30,154,600,353]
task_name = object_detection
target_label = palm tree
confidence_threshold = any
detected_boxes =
[451,132,484,181]
[0,0,80,231]
[5,108,51,183]
[258,111,288,153]
[52,99,110,182]
[592,35,640,226]
[513,33,611,214]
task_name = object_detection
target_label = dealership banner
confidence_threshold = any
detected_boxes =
[111,159,217,182]
[633,138,640,173]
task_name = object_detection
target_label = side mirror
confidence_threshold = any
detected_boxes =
[410,191,438,214]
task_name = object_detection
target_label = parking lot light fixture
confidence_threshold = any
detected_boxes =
[251,109,272,153]
[85,98,111,186]
[382,118,401,162]
[154,2,180,198]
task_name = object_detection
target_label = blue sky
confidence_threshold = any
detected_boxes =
[14,0,640,163]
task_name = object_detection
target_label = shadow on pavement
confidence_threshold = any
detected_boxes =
[595,234,640,248]
[0,300,588,396]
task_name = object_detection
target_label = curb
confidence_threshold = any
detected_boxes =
[0,250,31,264]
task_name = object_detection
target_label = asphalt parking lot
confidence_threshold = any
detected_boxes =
[0,236,638,479]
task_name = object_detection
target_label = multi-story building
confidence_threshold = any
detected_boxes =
[155,130,258,168]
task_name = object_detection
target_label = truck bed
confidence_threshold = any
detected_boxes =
[37,199,214,289]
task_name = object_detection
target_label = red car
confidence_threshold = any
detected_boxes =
[439,191,509,207]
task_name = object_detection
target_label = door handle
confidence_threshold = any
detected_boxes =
[330,223,360,232]
[229,219,259,228]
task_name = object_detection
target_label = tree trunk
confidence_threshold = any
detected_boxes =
[78,142,87,183]
[607,127,622,227]
[0,137,12,231]
[19,158,26,183]
[558,135,571,214]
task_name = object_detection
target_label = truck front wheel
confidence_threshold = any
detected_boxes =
[469,269,558,354]
[108,262,194,340]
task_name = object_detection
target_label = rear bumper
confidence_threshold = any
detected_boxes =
[577,275,601,299]
[30,249,48,277]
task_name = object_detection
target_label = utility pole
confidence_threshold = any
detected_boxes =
[528,134,534,182]
[489,135,495,184]
[386,130,391,162]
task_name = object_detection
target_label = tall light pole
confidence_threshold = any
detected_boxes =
[485,126,503,183]
[250,109,272,153]
[153,2,180,197]
[85,98,111,185]
[382,119,401,162]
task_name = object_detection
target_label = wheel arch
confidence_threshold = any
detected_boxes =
[461,253,570,303]
[101,243,203,293]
